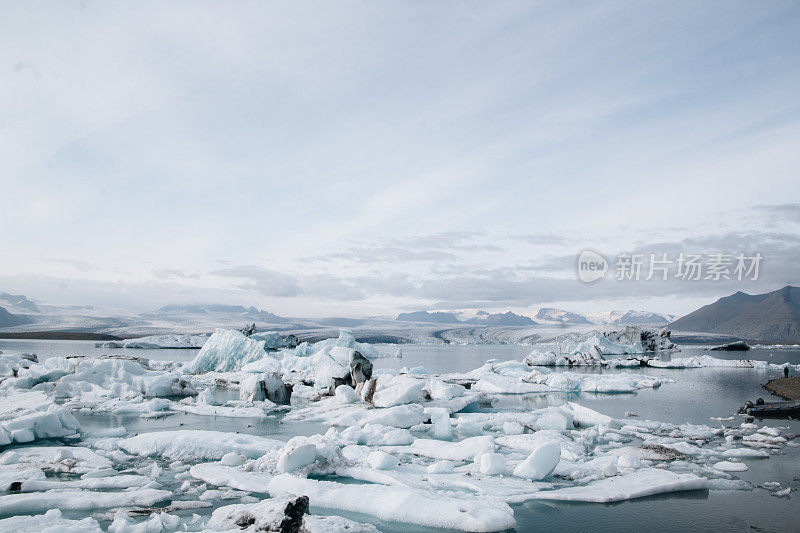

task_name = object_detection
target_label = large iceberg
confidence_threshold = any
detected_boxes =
[184,329,272,372]
[54,357,196,407]
[527,327,676,367]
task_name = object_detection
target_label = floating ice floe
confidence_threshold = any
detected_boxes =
[56,356,194,398]
[1,330,796,532]
[0,487,172,515]
[185,329,397,388]
[466,360,666,394]
[267,473,517,532]
[206,496,378,533]
[0,390,81,446]
[96,333,210,349]
[118,430,283,460]
[526,327,675,366]
[531,468,708,502]
[0,509,102,533]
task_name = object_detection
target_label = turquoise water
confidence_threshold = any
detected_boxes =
[1,339,799,532]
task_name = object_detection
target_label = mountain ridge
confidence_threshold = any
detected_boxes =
[670,286,800,343]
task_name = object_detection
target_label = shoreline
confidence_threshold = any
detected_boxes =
[764,377,800,401]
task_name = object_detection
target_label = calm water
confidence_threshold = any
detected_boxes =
[2,339,799,532]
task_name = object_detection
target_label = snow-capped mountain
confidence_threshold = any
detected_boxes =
[535,308,591,324]
[587,310,675,325]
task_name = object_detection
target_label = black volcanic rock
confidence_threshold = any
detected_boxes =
[670,286,800,343]
[396,311,462,324]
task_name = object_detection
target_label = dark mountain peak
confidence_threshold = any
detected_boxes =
[670,286,800,343]
[0,306,31,328]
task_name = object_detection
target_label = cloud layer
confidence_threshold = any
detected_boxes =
[1,3,799,316]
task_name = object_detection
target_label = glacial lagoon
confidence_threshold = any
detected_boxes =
[0,338,798,532]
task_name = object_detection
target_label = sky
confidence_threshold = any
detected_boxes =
[1,1,800,318]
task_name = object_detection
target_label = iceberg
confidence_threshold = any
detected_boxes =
[401,435,495,461]
[267,473,517,532]
[0,509,102,533]
[531,468,708,502]
[0,390,81,446]
[277,329,397,388]
[96,333,209,349]
[184,329,271,372]
[207,496,378,533]
[0,488,172,515]
[54,357,196,404]
[118,430,283,460]
[527,327,675,366]
[513,441,561,480]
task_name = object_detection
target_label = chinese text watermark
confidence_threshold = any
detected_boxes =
[577,251,762,283]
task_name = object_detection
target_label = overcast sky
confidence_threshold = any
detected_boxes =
[2,1,799,318]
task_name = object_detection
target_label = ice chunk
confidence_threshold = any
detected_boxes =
[239,372,290,404]
[712,460,748,472]
[0,509,102,533]
[497,431,584,461]
[207,496,309,531]
[277,330,394,387]
[335,424,414,446]
[185,329,271,373]
[250,331,294,349]
[564,402,616,427]
[303,514,379,533]
[96,333,209,349]
[241,356,282,374]
[532,468,708,502]
[277,443,319,473]
[371,375,425,408]
[426,379,466,401]
[267,473,516,531]
[367,450,399,470]
[0,390,81,445]
[118,430,283,460]
[0,467,45,491]
[220,452,247,467]
[362,404,428,428]
[108,510,180,533]
[513,442,561,480]
[207,496,379,533]
[478,452,507,475]
[426,407,453,439]
[334,384,360,403]
[55,357,196,402]
[189,463,274,492]
[427,460,455,474]
[0,488,172,515]
[721,448,770,458]
[20,474,151,491]
[403,435,495,461]
[533,409,573,431]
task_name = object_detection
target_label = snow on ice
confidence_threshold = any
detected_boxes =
[0,329,796,532]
